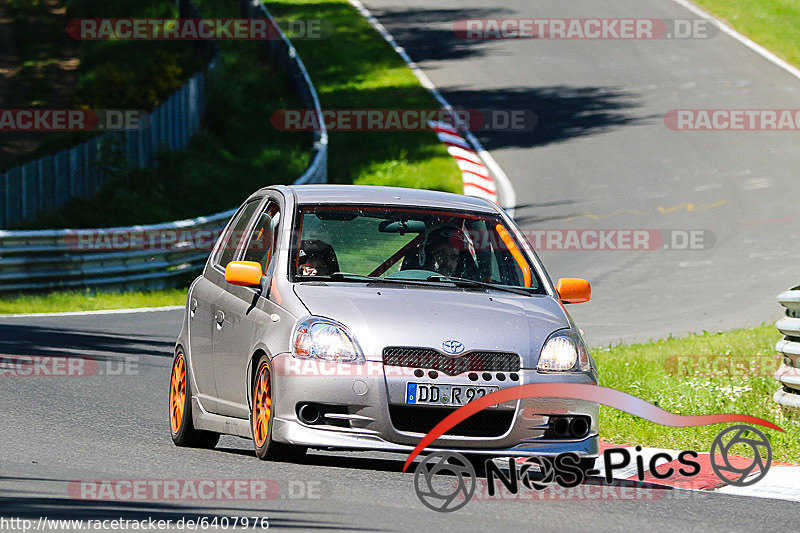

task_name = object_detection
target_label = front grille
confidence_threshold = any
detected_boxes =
[383,347,520,376]
[389,405,514,437]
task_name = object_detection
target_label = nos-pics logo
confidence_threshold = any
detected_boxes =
[413,424,773,512]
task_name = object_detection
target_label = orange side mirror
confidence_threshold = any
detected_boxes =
[557,278,591,304]
[225,261,264,287]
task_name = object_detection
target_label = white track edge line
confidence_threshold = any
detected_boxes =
[0,305,184,319]
[347,0,517,217]
[670,0,800,81]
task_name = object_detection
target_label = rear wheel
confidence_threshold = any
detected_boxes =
[251,355,307,462]
[169,351,219,448]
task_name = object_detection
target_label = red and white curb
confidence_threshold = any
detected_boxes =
[428,120,498,203]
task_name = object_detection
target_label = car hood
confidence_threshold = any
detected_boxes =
[293,283,572,367]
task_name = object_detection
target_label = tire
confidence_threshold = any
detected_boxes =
[251,355,307,462]
[169,350,220,449]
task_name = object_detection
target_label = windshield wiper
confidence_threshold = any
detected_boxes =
[298,272,531,295]
[425,275,532,296]
[299,272,427,286]
[296,272,377,282]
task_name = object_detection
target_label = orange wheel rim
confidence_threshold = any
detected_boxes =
[169,353,186,434]
[252,363,272,447]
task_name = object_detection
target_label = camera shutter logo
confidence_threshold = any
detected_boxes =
[710,425,772,487]
[413,451,476,512]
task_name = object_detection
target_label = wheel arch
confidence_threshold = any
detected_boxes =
[247,348,270,410]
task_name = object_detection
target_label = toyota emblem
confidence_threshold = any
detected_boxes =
[442,340,465,354]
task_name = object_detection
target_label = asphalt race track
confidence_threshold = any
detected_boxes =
[2,0,800,531]
[361,0,800,346]
[1,310,798,531]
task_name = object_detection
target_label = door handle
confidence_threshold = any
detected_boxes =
[190,298,197,319]
[214,310,225,325]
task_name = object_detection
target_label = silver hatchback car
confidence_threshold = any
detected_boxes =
[170,185,599,467]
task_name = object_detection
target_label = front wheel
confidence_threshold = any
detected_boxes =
[169,350,219,449]
[251,355,307,462]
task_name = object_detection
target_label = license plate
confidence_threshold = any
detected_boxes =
[405,383,499,407]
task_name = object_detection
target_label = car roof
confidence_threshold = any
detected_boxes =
[266,185,498,213]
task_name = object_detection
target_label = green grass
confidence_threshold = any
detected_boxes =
[23,0,310,229]
[694,0,800,67]
[268,0,463,192]
[6,0,206,169]
[21,0,461,230]
[0,288,186,314]
[595,324,799,463]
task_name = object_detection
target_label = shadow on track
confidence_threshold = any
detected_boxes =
[359,5,517,63]
[345,5,657,150]
[215,447,410,474]
[0,324,173,359]
[443,85,655,151]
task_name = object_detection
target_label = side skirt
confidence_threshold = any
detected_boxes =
[192,396,252,439]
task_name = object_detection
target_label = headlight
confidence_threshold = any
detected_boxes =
[537,330,591,372]
[292,317,364,364]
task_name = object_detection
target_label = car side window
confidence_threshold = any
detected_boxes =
[242,202,281,272]
[212,200,261,270]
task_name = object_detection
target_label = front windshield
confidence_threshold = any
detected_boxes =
[290,205,543,292]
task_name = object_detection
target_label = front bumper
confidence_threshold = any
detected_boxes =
[270,353,600,458]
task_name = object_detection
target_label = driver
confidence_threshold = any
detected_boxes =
[419,225,471,277]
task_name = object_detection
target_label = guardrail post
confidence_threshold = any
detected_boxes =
[775,287,800,413]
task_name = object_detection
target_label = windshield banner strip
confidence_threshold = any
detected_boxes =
[496,224,532,287]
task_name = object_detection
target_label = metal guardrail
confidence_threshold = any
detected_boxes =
[774,286,800,412]
[0,0,327,293]
[0,0,218,229]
